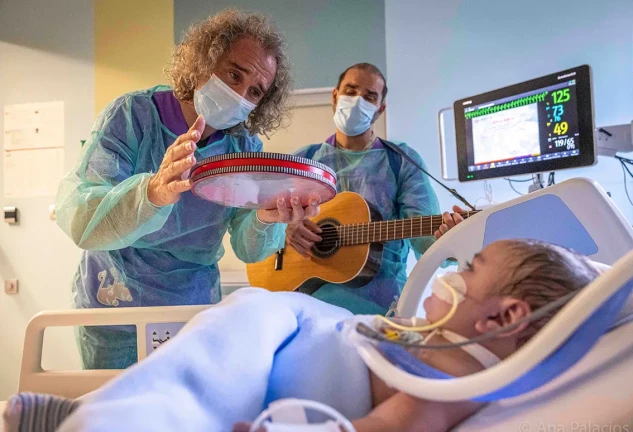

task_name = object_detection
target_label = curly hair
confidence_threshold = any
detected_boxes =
[165,9,293,136]
[495,239,604,346]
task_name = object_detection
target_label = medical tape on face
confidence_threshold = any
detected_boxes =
[431,272,468,304]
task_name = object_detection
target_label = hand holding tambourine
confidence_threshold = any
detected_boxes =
[256,195,321,224]
[188,142,337,223]
[148,115,205,207]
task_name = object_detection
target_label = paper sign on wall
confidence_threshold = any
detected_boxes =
[4,148,65,198]
[3,101,65,198]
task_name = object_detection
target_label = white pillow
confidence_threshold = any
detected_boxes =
[589,260,633,329]
[589,260,612,273]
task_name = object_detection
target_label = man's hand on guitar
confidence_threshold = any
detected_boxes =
[286,219,323,258]
[434,205,466,240]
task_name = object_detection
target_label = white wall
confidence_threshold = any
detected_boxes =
[385,0,633,221]
[174,0,386,89]
[0,0,94,399]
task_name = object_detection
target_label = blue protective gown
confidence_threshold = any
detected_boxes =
[293,138,441,315]
[55,86,285,369]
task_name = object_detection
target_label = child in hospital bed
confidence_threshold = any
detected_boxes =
[5,239,605,432]
[234,238,604,432]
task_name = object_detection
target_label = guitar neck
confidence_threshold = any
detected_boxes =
[334,211,479,246]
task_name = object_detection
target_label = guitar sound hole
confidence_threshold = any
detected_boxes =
[312,219,340,259]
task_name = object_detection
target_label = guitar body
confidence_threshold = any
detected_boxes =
[246,191,383,293]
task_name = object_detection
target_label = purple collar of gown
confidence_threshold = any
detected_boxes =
[152,90,225,146]
[324,133,384,149]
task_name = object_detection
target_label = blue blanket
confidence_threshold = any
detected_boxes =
[58,289,372,431]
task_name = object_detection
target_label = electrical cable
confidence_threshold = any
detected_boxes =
[616,156,633,207]
[381,140,476,210]
[507,179,524,196]
[548,172,556,186]
[503,177,533,182]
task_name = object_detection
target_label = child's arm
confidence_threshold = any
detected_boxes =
[352,391,484,432]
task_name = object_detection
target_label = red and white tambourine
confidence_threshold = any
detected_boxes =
[190,152,337,209]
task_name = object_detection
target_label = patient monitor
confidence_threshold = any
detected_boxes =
[452,65,597,182]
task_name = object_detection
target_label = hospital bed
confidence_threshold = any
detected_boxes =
[5,177,633,431]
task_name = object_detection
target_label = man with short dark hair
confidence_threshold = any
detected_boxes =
[287,63,464,315]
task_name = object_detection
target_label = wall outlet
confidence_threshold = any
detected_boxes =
[4,279,18,295]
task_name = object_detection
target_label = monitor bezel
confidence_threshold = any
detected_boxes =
[453,65,595,182]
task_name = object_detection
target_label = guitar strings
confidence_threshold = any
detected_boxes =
[307,212,477,248]
[314,214,473,232]
[316,223,441,237]
[312,213,475,235]
[316,223,447,240]
[311,212,475,232]
[314,223,446,247]
[315,220,447,235]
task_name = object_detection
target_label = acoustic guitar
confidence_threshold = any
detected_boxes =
[246,191,479,294]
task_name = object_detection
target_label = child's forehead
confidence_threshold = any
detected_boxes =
[473,242,517,289]
[480,241,515,262]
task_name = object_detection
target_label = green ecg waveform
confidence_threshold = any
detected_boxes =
[465,91,548,119]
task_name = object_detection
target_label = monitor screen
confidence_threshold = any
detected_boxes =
[454,65,595,182]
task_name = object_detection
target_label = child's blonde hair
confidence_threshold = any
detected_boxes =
[495,239,603,345]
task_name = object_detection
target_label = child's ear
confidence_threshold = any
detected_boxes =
[474,297,531,338]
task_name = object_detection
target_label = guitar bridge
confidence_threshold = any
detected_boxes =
[274,249,284,270]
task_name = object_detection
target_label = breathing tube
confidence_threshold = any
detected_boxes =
[362,287,579,351]
[373,274,460,333]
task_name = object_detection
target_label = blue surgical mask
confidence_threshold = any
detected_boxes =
[333,95,378,136]
[193,74,256,130]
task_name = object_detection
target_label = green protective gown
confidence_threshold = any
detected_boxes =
[55,86,285,368]
[294,137,442,315]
